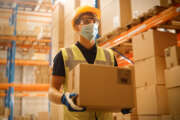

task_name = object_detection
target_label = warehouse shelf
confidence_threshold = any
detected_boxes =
[0,0,53,10]
[0,42,50,53]
[0,9,52,18]
[99,4,180,48]
[0,16,51,24]
[0,1,53,119]
[0,59,49,66]
[0,93,48,97]
[0,83,49,91]
[0,42,50,50]
[0,92,48,97]
[0,35,51,43]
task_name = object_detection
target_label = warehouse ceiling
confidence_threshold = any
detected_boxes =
[0,0,52,12]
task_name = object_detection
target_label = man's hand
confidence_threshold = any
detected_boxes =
[61,92,86,112]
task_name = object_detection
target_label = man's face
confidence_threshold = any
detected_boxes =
[75,14,99,32]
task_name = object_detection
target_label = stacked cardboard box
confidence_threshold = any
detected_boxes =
[38,112,48,120]
[0,106,4,116]
[132,29,177,119]
[37,25,51,40]
[0,10,51,37]
[52,2,64,59]
[0,24,14,35]
[17,13,51,37]
[64,0,80,47]
[68,64,135,112]
[49,103,64,120]
[52,2,64,47]
[14,115,36,120]
[164,46,180,69]
[100,0,132,35]
[22,97,48,116]
[0,106,9,119]
[35,66,50,84]
[164,46,180,120]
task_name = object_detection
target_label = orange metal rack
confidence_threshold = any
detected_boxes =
[0,9,52,18]
[0,59,49,66]
[0,36,51,43]
[116,53,133,66]
[0,92,48,97]
[0,83,49,91]
[99,4,180,48]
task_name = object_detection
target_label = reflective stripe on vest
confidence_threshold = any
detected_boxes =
[64,47,113,71]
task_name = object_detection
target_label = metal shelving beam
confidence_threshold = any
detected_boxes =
[0,59,49,66]
[116,53,133,66]
[0,42,50,50]
[0,9,51,18]
[112,48,134,65]
[0,83,49,91]
[0,35,51,43]
[0,16,51,24]
[5,41,16,120]
[0,92,48,97]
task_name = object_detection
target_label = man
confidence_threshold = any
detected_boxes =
[48,6,118,120]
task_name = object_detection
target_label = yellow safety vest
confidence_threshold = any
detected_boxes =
[61,44,115,120]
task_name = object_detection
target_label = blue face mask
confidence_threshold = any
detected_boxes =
[80,23,98,41]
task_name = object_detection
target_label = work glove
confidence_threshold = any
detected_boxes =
[121,108,132,114]
[61,92,86,112]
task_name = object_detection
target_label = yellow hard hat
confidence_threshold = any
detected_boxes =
[72,5,101,31]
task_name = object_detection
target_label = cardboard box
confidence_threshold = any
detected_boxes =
[160,0,169,7]
[38,112,48,120]
[100,0,132,35]
[174,115,180,120]
[136,85,169,115]
[135,56,166,87]
[164,46,180,69]
[52,2,64,54]
[161,115,174,120]
[168,87,180,115]
[4,108,9,118]
[14,115,32,120]
[136,115,161,120]
[0,116,8,120]
[68,64,135,112]
[132,30,177,61]
[0,106,4,116]
[165,66,180,88]
[49,103,64,120]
